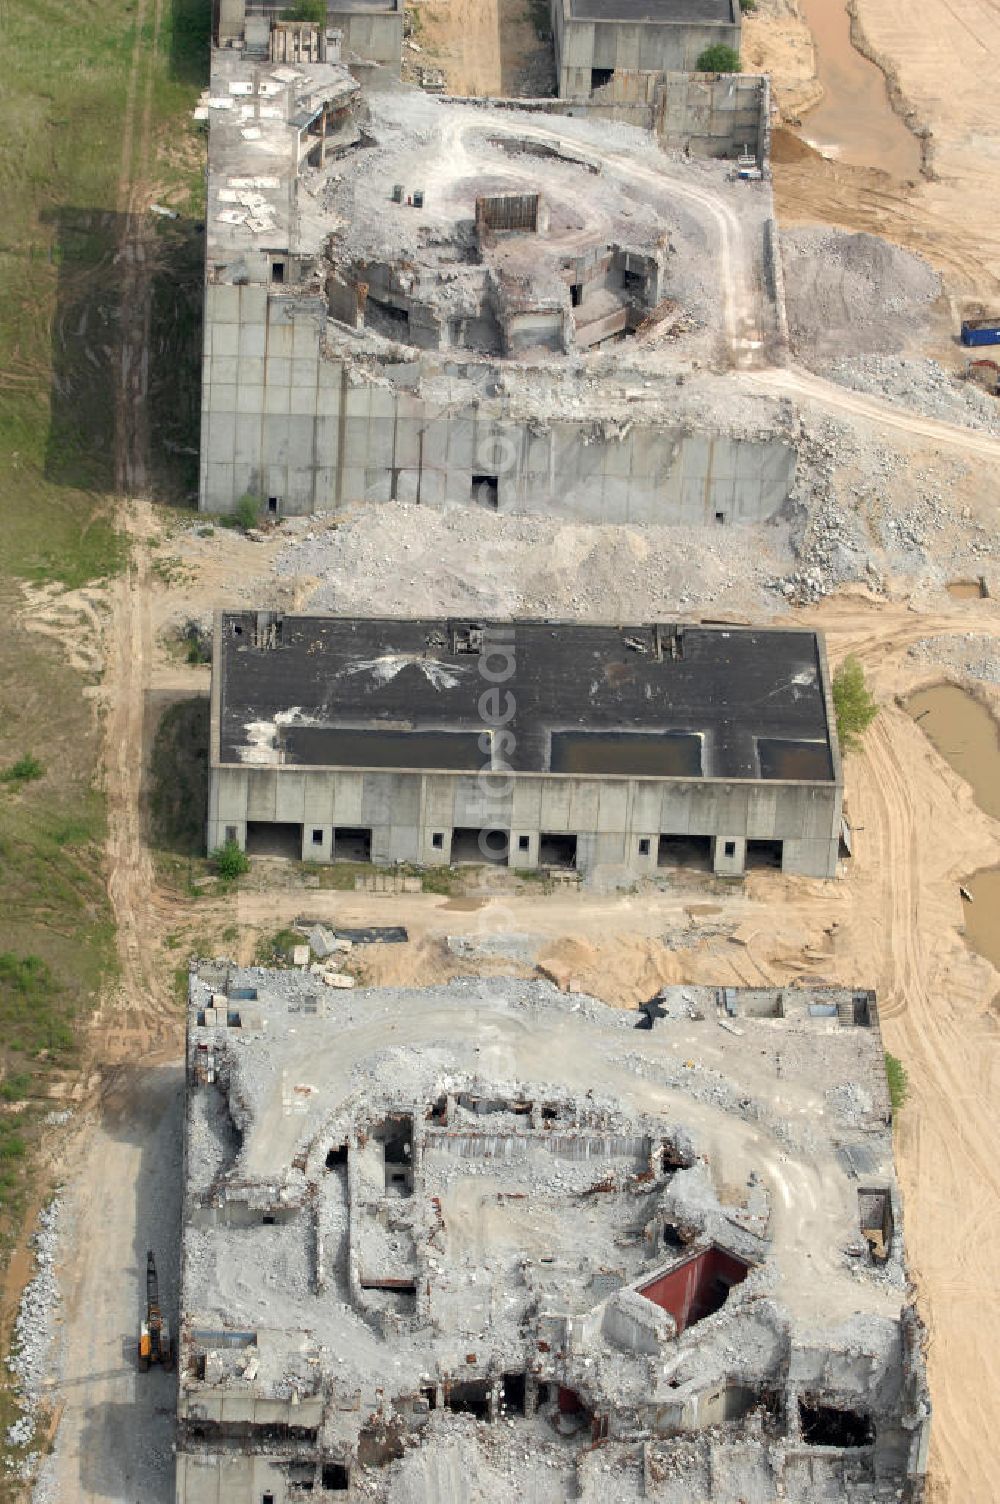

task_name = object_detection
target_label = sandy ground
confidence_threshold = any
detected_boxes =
[758,0,1000,308]
[407,0,543,96]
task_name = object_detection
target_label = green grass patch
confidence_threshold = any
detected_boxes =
[255,928,301,966]
[148,698,210,854]
[1,755,45,787]
[885,1052,908,1113]
[833,655,879,754]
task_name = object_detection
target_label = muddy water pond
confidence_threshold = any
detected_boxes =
[907,682,1000,975]
[796,0,923,179]
[946,579,989,601]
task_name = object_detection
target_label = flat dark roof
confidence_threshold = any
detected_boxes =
[217,616,835,782]
[569,0,733,24]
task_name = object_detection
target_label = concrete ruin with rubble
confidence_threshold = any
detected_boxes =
[175,965,930,1502]
[198,0,790,519]
[207,613,844,879]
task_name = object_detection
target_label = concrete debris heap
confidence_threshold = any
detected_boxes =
[208,613,844,879]
[199,17,791,518]
[176,968,929,1502]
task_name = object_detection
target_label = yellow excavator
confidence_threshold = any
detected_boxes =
[138,1250,173,1371]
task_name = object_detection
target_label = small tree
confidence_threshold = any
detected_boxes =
[284,0,326,22]
[211,839,251,880]
[696,44,741,73]
[234,493,260,532]
[884,1051,908,1113]
[832,655,878,753]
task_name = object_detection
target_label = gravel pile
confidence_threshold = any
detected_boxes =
[908,634,1000,685]
[781,228,941,358]
[272,504,788,620]
[5,1198,61,1480]
[821,355,1000,436]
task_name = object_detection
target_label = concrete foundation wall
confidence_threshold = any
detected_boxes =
[331,6,403,70]
[660,71,769,161]
[208,764,842,879]
[552,0,741,99]
[198,287,796,520]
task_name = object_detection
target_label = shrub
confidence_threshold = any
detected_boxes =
[739,0,756,11]
[695,44,741,73]
[1,754,44,786]
[211,839,251,880]
[832,655,878,753]
[284,0,326,22]
[233,493,260,532]
[884,1051,908,1113]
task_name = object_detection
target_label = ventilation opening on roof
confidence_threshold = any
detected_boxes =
[501,1372,526,1415]
[658,834,712,871]
[375,1113,413,1195]
[798,1400,875,1448]
[334,827,371,862]
[591,67,614,89]
[421,1386,438,1410]
[325,1144,348,1169]
[321,1462,350,1490]
[539,833,577,869]
[638,1245,751,1334]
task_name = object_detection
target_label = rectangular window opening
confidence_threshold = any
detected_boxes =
[723,840,737,858]
[333,826,372,862]
[517,834,530,852]
[267,495,279,514]
[311,827,324,845]
[325,1144,348,1169]
[432,831,444,849]
[271,262,285,284]
[638,838,651,856]
[570,283,583,307]
[715,511,726,524]
[591,67,615,89]
[321,1463,350,1489]
[798,1399,875,1448]
[471,474,499,509]
[539,833,577,869]
[225,825,238,843]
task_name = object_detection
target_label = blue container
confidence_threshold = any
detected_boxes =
[961,319,1000,347]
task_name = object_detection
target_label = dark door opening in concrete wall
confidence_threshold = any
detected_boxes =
[334,826,372,861]
[446,1380,491,1420]
[501,1372,526,1414]
[591,66,614,89]
[746,839,783,869]
[570,282,583,307]
[798,1400,875,1448]
[245,821,302,858]
[451,827,509,864]
[471,474,499,509]
[539,833,577,868]
[657,834,712,870]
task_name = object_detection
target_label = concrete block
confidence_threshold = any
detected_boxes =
[292,945,310,967]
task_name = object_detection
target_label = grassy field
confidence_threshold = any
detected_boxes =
[0,0,209,1473]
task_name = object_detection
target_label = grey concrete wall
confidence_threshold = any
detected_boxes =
[330,5,402,70]
[660,71,769,161]
[198,286,796,520]
[552,0,741,99]
[208,763,843,879]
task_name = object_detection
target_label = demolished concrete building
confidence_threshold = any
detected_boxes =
[207,613,844,879]
[198,37,793,517]
[551,0,742,100]
[217,0,403,70]
[176,968,930,1502]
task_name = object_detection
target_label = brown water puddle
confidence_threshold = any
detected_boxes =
[796,0,922,179]
[441,897,488,911]
[947,579,989,600]
[962,867,1000,977]
[907,683,1000,821]
[907,683,1000,975]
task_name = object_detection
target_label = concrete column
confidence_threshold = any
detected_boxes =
[712,834,746,876]
[319,107,327,167]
